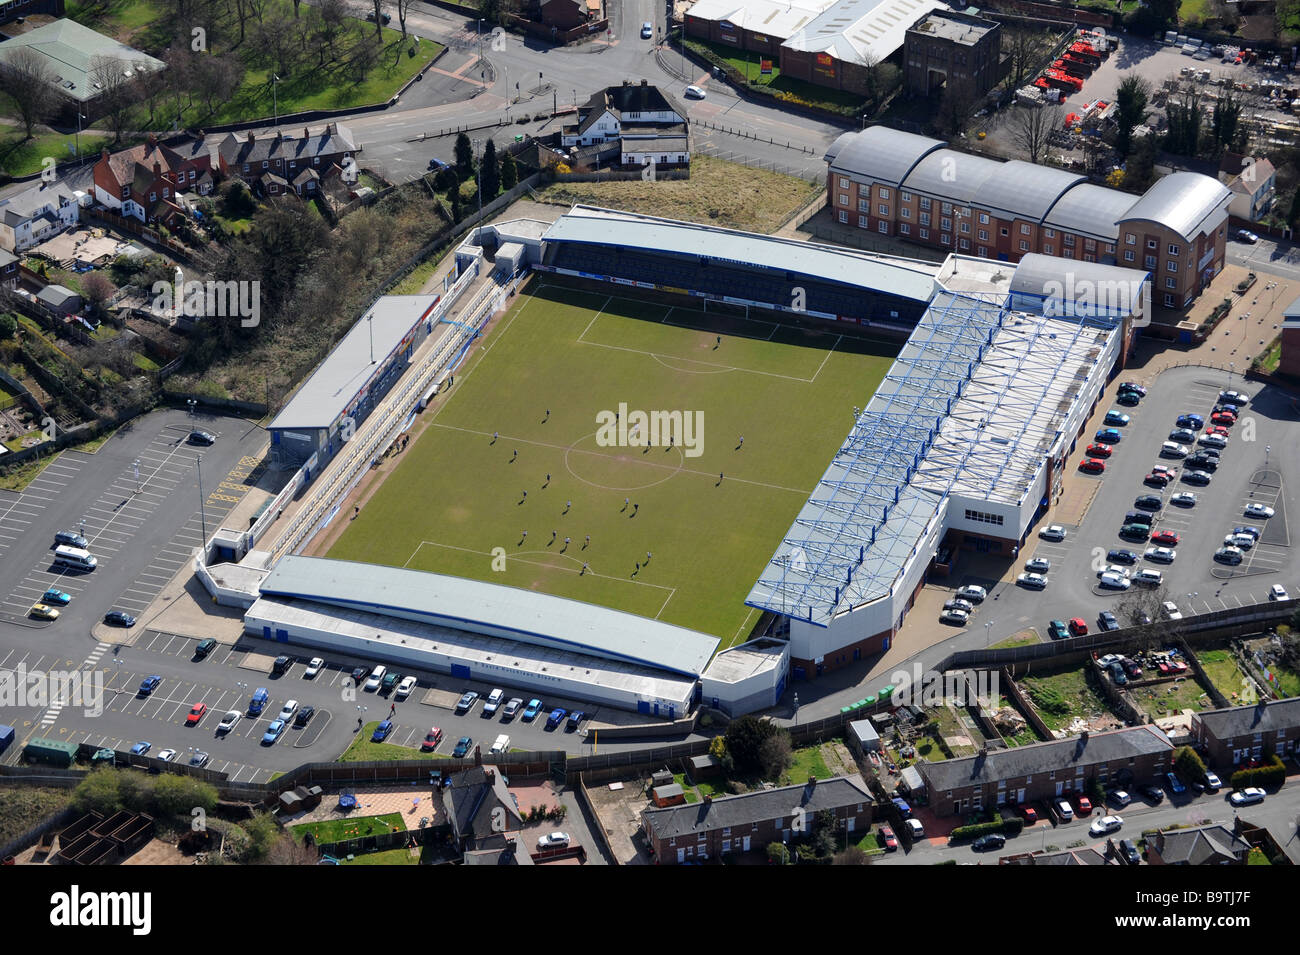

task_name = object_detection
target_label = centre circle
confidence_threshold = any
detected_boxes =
[564,432,685,491]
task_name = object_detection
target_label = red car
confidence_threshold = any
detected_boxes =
[1076,796,1092,815]
[1211,411,1236,426]
[1021,806,1038,824]
[1169,660,1188,673]
[1152,464,1176,476]
[1144,472,1170,487]
[1086,443,1113,458]
[1206,425,1230,438]
[878,824,898,851]
[1079,458,1105,474]
[184,702,208,726]
[1069,617,1088,636]
[1157,661,1171,675]
[420,727,444,751]
[1151,530,1180,545]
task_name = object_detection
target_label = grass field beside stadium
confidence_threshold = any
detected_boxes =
[327,281,896,647]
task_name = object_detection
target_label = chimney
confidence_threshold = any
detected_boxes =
[485,768,495,783]
[153,161,161,177]
[304,127,310,139]
[703,794,712,805]
[100,148,110,162]
[473,744,482,766]
[147,133,157,149]
[641,78,648,86]
[248,132,255,144]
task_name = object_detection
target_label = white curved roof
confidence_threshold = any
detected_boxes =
[973,161,1085,223]
[784,0,946,66]
[1043,183,1134,241]
[1120,171,1231,240]
[903,149,999,204]
[826,126,943,186]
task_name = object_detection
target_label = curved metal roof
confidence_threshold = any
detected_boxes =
[902,148,999,204]
[1042,182,1134,241]
[1119,171,1231,240]
[972,160,1084,223]
[826,126,943,187]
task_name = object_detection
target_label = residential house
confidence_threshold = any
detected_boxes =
[1220,156,1276,223]
[1000,846,1113,865]
[1146,824,1251,865]
[916,726,1174,817]
[438,764,524,853]
[461,832,534,865]
[92,134,214,228]
[0,0,66,28]
[35,284,82,316]
[538,0,593,30]
[217,123,359,198]
[0,180,84,253]
[1190,697,1300,768]
[0,249,19,289]
[641,774,873,864]
[826,126,1231,309]
[561,80,690,170]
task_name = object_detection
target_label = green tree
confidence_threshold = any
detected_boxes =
[73,766,123,816]
[1174,745,1208,782]
[0,313,17,339]
[1211,87,1242,153]
[450,187,463,223]
[454,132,474,178]
[708,735,727,760]
[481,139,500,199]
[833,846,870,865]
[500,151,518,190]
[813,809,838,857]
[1115,75,1150,158]
[152,775,219,817]
[766,842,790,864]
[241,812,279,861]
[725,715,779,773]
[758,728,794,780]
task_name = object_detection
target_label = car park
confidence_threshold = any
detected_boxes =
[1038,524,1066,541]
[294,706,315,727]
[421,727,444,751]
[1170,492,1197,507]
[523,699,542,720]
[1118,838,1141,865]
[1229,787,1266,806]
[1159,442,1188,458]
[1134,494,1163,511]
[972,833,1006,851]
[104,611,136,627]
[455,691,479,713]
[452,736,473,757]
[1175,414,1204,430]
[878,825,899,851]
[1095,427,1122,443]
[1079,458,1105,474]
[503,697,523,719]
[1182,470,1212,486]
[1166,772,1186,793]
[371,720,393,742]
[1107,548,1139,565]
[304,657,324,677]
[1090,815,1123,836]
[1048,620,1069,640]
[1270,584,1290,600]
[1214,546,1244,565]
[277,700,299,723]
[364,666,386,691]
[261,720,286,745]
[1086,443,1112,457]
[538,831,571,849]
[1068,618,1088,636]
[957,584,987,602]
[940,608,970,625]
[1098,611,1119,631]
[217,710,240,734]
[396,675,417,698]
[184,703,207,726]
[1016,573,1048,590]
[1025,557,1051,573]
[1245,503,1275,519]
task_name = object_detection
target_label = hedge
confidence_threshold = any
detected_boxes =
[1229,754,1286,791]
[949,816,1023,842]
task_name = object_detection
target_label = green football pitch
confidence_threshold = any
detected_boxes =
[327,281,897,648]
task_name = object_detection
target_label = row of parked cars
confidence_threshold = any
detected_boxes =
[454,687,587,731]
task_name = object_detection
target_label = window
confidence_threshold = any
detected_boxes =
[1124,250,1135,262]
[1000,227,1008,237]
[941,233,950,245]
[1044,243,1054,255]
[1147,238,1157,249]
[1019,240,1029,251]
[838,194,849,207]
[1084,253,1095,263]
[878,204,889,216]
[978,229,988,241]
[1144,255,1156,269]
[313,157,320,166]
[960,222,970,234]
[262,160,269,169]
[189,170,196,180]
[838,210,848,224]
[941,201,952,214]
[1062,248,1073,258]
[858,198,869,212]
[1105,243,1115,253]
[1164,293,1175,307]
[979,213,989,224]
[149,192,156,202]
[1166,260,1178,272]
[879,187,891,199]
[1126,233,1136,245]
[121,186,129,198]
[919,228,929,240]
[919,212,931,226]
[1061,234,1074,247]
[1168,243,1180,256]
[941,217,952,230]
[1021,224,1031,235]
[900,223,911,235]
[859,215,868,229]
[960,238,969,249]
[878,221,888,234]
[1166,277,1177,289]
[900,207,911,219]
[920,197,931,210]
[1044,228,1056,238]
[1084,238,1095,250]
[964,509,1005,526]
[838,177,849,189]
[900,190,912,202]
[976,246,987,257]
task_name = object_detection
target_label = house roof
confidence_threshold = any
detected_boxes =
[577,82,685,136]
[1152,825,1249,864]
[36,284,79,308]
[0,18,165,103]
[1042,182,1135,242]
[1031,846,1112,865]
[1120,171,1232,241]
[99,136,211,194]
[917,726,1173,793]
[1194,697,1300,740]
[783,0,947,67]
[825,126,943,187]
[219,123,357,169]
[441,765,522,842]
[0,180,78,228]
[642,775,872,839]
[1228,158,1276,197]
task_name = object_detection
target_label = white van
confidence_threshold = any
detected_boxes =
[52,545,96,570]
[490,733,510,755]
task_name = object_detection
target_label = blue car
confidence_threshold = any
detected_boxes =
[138,675,161,695]
[1116,391,1140,407]
[452,736,473,757]
[891,797,912,817]
[129,741,151,755]
[248,687,269,716]
[371,719,393,742]
[261,719,286,745]
[1176,413,1204,430]
[1095,427,1122,444]
[545,707,567,729]
[522,699,543,721]
[42,588,71,605]
[1103,410,1130,426]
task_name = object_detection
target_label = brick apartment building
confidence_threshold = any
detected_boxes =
[917,726,1174,817]
[903,9,1001,98]
[92,134,214,228]
[641,775,873,863]
[826,126,1232,310]
[217,123,358,199]
[1190,697,1300,769]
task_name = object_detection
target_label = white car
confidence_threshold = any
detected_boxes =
[940,608,970,625]
[1097,654,1122,668]
[1224,533,1255,551]
[1145,546,1177,563]
[396,675,417,698]
[537,831,571,849]
[1108,790,1132,807]
[1025,557,1051,573]
[1229,787,1266,806]
[1057,800,1074,821]
[1099,564,1131,578]
[277,700,299,723]
[1170,492,1197,507]
[1099,572,1131,590]
[1269,584,1289,601]
[684,84,706,99]
[216,710,241,734]
[364,665,386,691]
[957,584,988,603]
[1133,568,1163,585]
[1220,389,1250,405]
[483,688,505,715]
[1161,600,1182,620]
[1160,441,1188,458]
[1244,503,1275,519]
[1203,772,1222,792]
[1038,524,1067,541]
[1197,433,1227,449]
[640,21,653,38]
[304,657,325,678]
[1089,814,1123,836]
[157,748,177,762]
[1017,572,1048,589]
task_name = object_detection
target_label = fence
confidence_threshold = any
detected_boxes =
[692,119,820,157]
[79,207,191,261]
[694,142,821,182]
[0,805,81,863]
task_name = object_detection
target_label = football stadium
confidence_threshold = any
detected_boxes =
[216,203,1150,717]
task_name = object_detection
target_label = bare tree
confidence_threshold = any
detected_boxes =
[193,52,245,118]
[371,0,389,38]
[163,43,196,129]
[81,273,117,316]
[315,0,350,66]
[396,0,413,39]
[1002,26,1049,93]
[89,55,139,144]
[1010,104,1064,165]
[0,47,58,138]
[938,81,975,137]
[253,11,300,79]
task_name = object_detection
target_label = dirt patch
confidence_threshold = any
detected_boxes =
[821,740,861,779]
[584,778,654,865]
[123,838,190,865]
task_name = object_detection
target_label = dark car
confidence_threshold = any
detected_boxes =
[1182,469,1212,486]
[271,655,291,674]
[1107,548,1139,565]
[188,430,216,446]
[195,637,217,658]
[1175,413,1204,430]
[427,157,449,171]
[1116,391,1140,406]
[1119,523,1150,541]
[1138,784,1164,803]
[1119,382,1147,397]
[294,705,315,727]
[54,530,89,548]
[1186,454,1219,471]
[452,736,473,758]
[1098,610,1119,632]
[566,711,585,731]
[545,707,567,729]
[105,610,136,627]
[972,833,1006,852]
[138,675,161,695]
[1117,838,1141,865]
[1143,472,1170,488]
[891,797,913,818]
[350,666,369,686]
[455,691,479,714]
[371,720,393,742]
[1134,495,1163,511]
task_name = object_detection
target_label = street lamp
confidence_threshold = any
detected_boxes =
[985,620,994,648]
[473,138,483,245]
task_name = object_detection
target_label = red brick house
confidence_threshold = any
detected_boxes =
[217,123,358,199]
[92,134,214,227]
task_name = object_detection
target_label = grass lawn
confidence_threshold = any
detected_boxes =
[992,631,1041,649]
[339,722,448,761]
[328,281,896,644]
[390,246,452,296]
[782,741,833,784]
[133,353,161,373]
[1257,337,1281,375]
[1264,662,1300,699]
[1019,667,1113,732]
[536,155,821,234]
[292,812,406,844]
[686,39,870,113]
[671,772,702,803]
[1131,676,1213,718]
[1196,647,1251,702]
[339,847,421,864]
[1179,0,1211,23]
[0,786,73,846]
[0,126,117,178]
[1247,847,1271,865]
